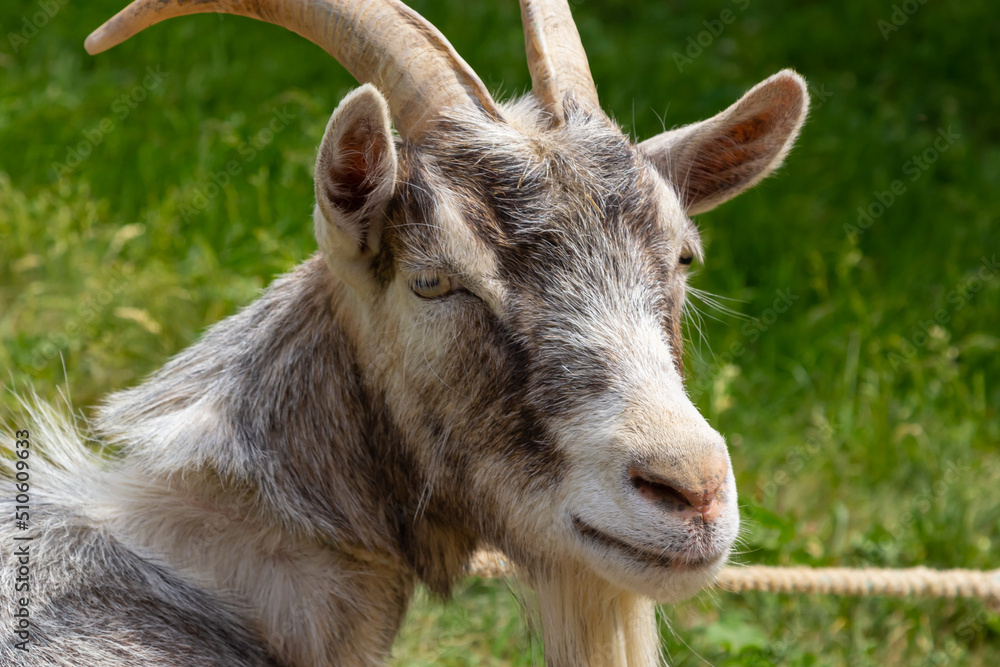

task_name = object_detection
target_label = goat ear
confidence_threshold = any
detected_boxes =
[639,70,809,215]
[314,84,398,261]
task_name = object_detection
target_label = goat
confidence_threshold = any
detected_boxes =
[1,1,809,665]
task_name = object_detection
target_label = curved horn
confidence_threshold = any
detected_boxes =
[519,0,600,121]
[85,0,500,140]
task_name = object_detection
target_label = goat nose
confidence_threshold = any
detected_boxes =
[628,452,728,523]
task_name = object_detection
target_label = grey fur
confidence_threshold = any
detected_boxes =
[2,3,810,665]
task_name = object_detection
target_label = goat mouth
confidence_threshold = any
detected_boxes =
[572,517,715,571]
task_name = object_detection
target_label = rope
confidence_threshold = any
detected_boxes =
[465,550,1000,602]
[715,565,1000,601]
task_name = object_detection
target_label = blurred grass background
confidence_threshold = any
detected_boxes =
[1,0,998,664]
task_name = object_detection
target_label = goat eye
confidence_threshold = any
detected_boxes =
[410,271,462,299]
[679,254,694,266]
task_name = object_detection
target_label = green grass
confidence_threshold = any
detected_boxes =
[2,0,999,664]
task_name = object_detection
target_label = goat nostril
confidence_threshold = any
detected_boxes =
[629,465,723,520]
[630,471,689,509]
